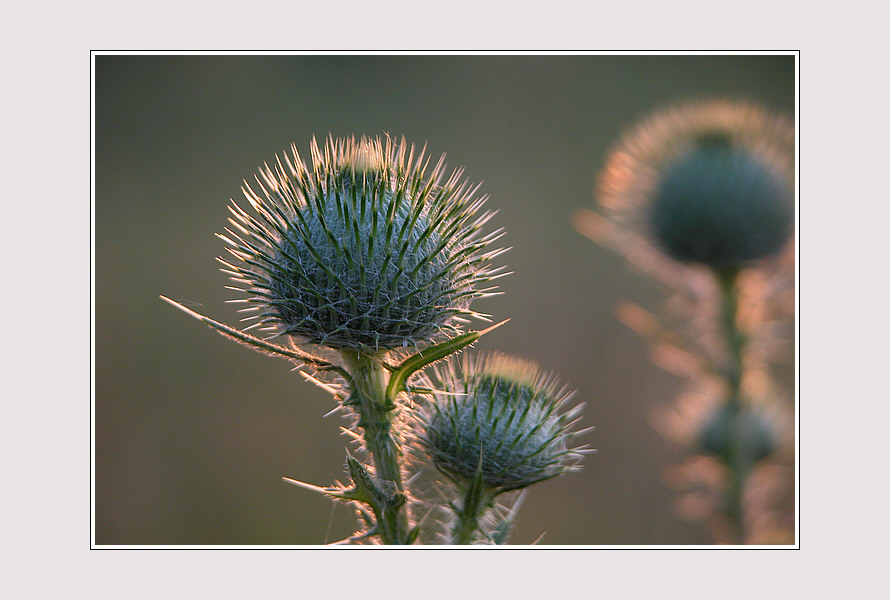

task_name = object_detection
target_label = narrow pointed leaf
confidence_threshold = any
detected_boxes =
[281,476,355,502]
[386,319,509,399]
[406,524,421,545]
[160,295,338,371]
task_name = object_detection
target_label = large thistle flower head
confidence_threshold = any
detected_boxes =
[416,353,585,494]
[218,135,505,353]
[597,100,794,270]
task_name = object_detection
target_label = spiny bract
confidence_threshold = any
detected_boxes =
[417,353,585,493]
[598,100,794,269]
[218,135,505,353]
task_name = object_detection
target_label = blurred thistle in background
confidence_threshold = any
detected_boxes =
[574,100,796,544]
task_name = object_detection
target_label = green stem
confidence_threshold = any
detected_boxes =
[716,268,749,544]
[451,473,494,544]
[341,350,411,544]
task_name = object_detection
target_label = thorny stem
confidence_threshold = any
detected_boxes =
[716,268,749,544]
[451,477,494,545]
[341,350,411,544]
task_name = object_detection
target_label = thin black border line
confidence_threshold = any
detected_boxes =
[90,49,801,53]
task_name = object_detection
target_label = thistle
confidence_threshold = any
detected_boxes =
[163,134,510,544]
[597,99,794,271]
[416,353,587,544]
[699,404,779,465]
[575,100,795,543]
[218,135,505,353]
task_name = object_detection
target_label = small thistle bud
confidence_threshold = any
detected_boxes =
[699,404,778,463]
[598,100,794,269]
[347,140,383,173]
[417,353,585,494]
[217,135,504,353]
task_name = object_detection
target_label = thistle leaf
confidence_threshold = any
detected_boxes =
[385,319,509,399]
[160,295,341,373]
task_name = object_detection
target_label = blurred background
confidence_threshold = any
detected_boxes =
[94,54,794,545]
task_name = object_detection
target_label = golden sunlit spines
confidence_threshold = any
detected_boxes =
[218,135,505,353]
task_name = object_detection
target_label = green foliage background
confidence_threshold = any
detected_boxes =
[94,54,794,544]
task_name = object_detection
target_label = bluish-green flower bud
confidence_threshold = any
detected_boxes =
[650,138,793,267]
[418,354,585,493]
[598,100,794,269]
[699,404,778,463]
[218,135,505,353]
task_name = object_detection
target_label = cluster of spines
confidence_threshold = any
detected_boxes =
[216,135,508,352]
[417,354,587,494]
